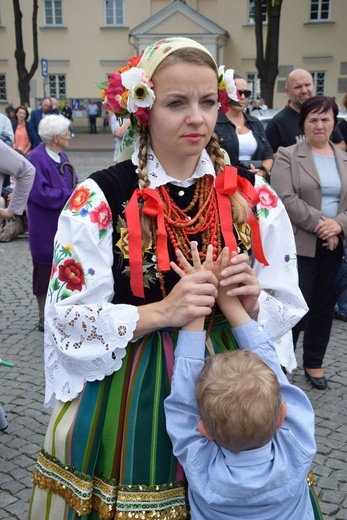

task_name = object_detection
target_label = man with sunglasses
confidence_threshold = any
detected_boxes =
[214,77,274,179]
[266,68,345,153]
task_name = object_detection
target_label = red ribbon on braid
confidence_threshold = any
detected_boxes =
[125,187,170,298]
[215,166,268,266]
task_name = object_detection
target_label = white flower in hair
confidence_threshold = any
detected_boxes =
[217,66,240,113]
[218,66,238,101]
[121,67,155,114]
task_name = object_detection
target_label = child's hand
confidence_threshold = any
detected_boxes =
[214,248,239,311]
[219,250,260,318]
[170,242,214,278]
[214,247,235,283]
[214,247,253,327]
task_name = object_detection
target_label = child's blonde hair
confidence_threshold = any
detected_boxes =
[196,349,282,453]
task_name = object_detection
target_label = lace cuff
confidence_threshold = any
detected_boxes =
[258,290,307,372]
[44,303,139,406]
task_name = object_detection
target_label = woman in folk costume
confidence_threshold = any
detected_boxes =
[28,37,307,519]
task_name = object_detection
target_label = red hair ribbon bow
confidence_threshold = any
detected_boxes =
[215,166,268,266]
[125,187,170,298]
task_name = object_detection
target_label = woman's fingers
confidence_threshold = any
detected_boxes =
[172,242,215,278]
[202,243,214,272]
[163,270,218,327]
[170,260,185,278]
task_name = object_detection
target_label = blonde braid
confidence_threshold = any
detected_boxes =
[136,126,152,248]
[207,132,226,175]
[137,126,150,189]
[207,133,251,224]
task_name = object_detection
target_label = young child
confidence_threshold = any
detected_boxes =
[164,243,316,520]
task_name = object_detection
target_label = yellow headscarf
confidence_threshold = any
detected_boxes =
[137,37,217,78]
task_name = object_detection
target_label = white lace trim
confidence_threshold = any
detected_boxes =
[258,290,306,372]
[131,139,216,188]
[44,303,139,407]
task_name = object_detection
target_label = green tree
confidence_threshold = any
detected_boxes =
[13,0,39,105]
[254,0,283,108]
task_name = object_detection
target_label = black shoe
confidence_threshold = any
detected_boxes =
[304,369,328,390]
[334,312,347,322]
[0,406,8,431]
[38,317,44,332]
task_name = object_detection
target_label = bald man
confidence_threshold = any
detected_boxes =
[266,68,345,152]
[28,98,54,148]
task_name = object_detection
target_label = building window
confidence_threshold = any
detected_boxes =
[105,0,124,26]
[0,74,7,101]
[309,0,330,21]
[248,0,267,24]
[246,72,261,101]
[49,74,66,98]
[44,0,63,26]
[310,71,326,95]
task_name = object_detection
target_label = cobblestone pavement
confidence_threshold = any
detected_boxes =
[0,141,346,519]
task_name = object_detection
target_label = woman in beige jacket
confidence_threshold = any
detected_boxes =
[271,96,347,389]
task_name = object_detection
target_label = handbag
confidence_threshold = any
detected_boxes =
[0,214,24,242]
[239,160,263,170]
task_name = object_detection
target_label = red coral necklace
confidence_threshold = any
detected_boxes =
[158,176,221,262]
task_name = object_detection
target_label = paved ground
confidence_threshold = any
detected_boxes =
[0,133,346,519]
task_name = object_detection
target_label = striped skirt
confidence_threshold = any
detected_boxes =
[28,317,238,519]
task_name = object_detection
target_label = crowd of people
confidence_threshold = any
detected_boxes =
[2,35,347,520]
[1,100,77,331]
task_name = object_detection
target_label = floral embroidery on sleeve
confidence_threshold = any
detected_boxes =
[255,183,278,219]
[284,246,298,271]
[66,185,92,212]
[49,242,95,303]
[64,184,112,239]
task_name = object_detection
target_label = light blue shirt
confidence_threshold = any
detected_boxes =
[87,103,99,116]
[164,321,316,519]
[313,152,341,218]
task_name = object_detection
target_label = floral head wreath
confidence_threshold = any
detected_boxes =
[98,37,240,138]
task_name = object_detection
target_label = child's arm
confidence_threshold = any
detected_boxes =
[214,247,252,328]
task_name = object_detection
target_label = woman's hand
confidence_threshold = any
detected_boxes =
[160,268,218,327]
[323,235,339,251]
[248,164,266,179]
[135,266,218,338]
[169,243,216,331]
[0,208,15,220]
[170,242,214,277]
[219,250,260,317]
[314,216,342,240]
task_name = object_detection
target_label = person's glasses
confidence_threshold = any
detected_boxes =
[237,90,252,98]
[60,132,71,138]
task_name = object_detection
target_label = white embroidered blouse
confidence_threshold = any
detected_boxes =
[44,142,307,407]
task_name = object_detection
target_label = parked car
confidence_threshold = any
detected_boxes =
[252,108,347,129]
[250,109,279,129]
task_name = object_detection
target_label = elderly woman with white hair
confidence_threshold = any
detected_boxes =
[27,114,77,331]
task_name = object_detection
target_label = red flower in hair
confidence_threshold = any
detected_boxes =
[103,73,128,115]
[218,89,234,115]
[134,107,150,126]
